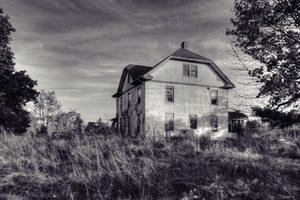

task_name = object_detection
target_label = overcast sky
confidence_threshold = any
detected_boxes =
[1,0,240,121]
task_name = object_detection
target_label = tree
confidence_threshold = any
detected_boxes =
[85,118,111,136]
[32,90,61,133]
[227,0,300,110]
[52,110,84,135]
[0,8,38,134]
[253,107,300,129]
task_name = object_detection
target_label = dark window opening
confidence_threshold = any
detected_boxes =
[210,90,218,105]
[120,97,122,110]
[190,114,197,129]
[165,113,174,131]
[137,88,141,104]
[210,115,218,131]
[128,93,131,108]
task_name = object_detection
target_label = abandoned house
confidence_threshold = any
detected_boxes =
[112,42,235,138]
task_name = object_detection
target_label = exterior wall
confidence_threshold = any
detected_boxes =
[148,60,225,87]
[144,59,230,139]
[116,77,146,136]
[115,59,232,139]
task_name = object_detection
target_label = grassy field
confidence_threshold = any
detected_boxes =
[0,129,299,200]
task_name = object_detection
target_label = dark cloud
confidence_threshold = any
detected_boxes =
[0,0,235,121]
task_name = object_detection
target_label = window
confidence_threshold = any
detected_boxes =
[120,97,122,110]
[166,86,174,102]
[190,64,198,77]
[190,114,197,129]
[183,64,198,77]
[128,92,131,108]
[183,64,190,76]
[137,88,141,104]
[165,113,174,131]
[127,116,131,136]
[210,90,218,105]
[210,115,218,131]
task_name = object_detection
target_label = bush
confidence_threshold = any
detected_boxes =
[0,130,300,199]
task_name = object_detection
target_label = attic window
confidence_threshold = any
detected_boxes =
[190,64,197,77]
[183,64,197,77]
[183,64,190,76]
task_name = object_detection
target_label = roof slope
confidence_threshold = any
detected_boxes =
[113,47,235,97]
[127,65,152,80]
[171,48,211,61]
[112,64,152,97]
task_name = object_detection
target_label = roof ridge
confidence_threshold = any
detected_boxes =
[171,48,211,61]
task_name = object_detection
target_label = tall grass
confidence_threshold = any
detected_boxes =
[0,130,299,200]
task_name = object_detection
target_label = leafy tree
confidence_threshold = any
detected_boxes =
[253,107,300,129]
[0,8,38,133]
[52,110,84,135]
[227,0,300,110]
[85,118,111,136]
[32,90,61,132]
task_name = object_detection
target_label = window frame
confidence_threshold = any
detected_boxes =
[137,87,141,104]
[128,92,131,108]
[210,114,218,132]
[183,64,190,77]
[166,86,174,103]
[190,64,198,78]
[165,113,174,131]
[210,90,218,105]
[190,114,197,129]
[120,97,122,110]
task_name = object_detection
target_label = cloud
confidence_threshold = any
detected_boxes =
[0,0,235,121]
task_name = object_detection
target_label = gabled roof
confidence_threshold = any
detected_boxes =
[112,64,152,97]
[112,47,235,97]
[171,48,211,61]
[151,48,235,89]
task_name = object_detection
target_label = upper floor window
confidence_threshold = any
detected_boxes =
[137,88,141,104]
[165,113,174,131]
[210,90,218,105]
[166,86,174,102]
[183,64,190,76]
[128,92,131,108]
[210,115,218,132]
[183,63,198,77]
[190,114,197,129]
[190,64,198,77]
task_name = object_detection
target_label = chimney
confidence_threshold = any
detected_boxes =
[181,41,189,49]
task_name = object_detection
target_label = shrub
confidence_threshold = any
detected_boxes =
[0,130,300,199]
